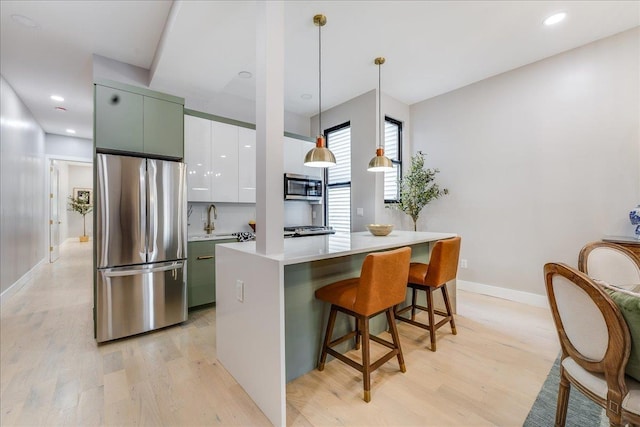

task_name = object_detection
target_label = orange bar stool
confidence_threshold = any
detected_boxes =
[315,246,412,402]
[395,236,461,352]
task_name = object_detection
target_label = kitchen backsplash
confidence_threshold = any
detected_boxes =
[188,201,322,236]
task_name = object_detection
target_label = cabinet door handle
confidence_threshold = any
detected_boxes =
[196,255,214,260]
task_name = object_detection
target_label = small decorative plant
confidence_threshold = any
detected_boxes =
[68,196,93,242]
[389,152,448,231]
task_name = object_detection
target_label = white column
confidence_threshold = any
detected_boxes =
[255,1,284,255]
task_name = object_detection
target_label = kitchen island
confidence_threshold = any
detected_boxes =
[215,230,457,426]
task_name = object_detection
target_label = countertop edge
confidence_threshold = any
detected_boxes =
[215,231,457,265]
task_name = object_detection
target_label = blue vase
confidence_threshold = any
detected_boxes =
[630,205,640,239]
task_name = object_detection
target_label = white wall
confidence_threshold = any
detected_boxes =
[311,89,412,231]
[410,28,640,297]
[45,134,93,160]
[0,75,46,294]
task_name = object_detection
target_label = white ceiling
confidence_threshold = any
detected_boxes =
[1,1,638,140]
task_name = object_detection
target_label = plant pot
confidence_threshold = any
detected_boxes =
[79,235,89,243]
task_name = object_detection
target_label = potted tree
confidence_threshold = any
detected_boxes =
[68,195,93,242]
[389,153,448,231]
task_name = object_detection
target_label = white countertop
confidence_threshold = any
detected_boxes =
[217,230,457,265]
[188,233,239,242]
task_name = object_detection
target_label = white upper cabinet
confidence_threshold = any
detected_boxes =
[283,136,302,175]
[186,114,316,203]
[238,127,256,203]
[302,140,323,179]
[284,136,323,179]
[184,115,213,202]
[211,121,239,203]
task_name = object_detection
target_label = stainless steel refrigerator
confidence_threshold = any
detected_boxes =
[95,153,187,342]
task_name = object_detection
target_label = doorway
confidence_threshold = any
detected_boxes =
[48,159,93,263]
[49,161,61,262]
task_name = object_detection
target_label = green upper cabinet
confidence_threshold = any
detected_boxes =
[143,96,184,158]
[95,85,144,153]
[94,81,184,159]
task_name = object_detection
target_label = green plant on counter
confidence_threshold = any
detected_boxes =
[68,196,93,238]
[388,153,448,231]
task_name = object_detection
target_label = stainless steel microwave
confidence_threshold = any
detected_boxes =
[284,173,322,202]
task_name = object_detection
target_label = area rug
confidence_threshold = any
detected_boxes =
[523,357,608,427]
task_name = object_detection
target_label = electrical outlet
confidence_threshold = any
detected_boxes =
[460,259,468,269]
[356,208,364,216]
[236,280,244,302]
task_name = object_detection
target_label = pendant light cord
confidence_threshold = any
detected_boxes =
[318,22,322,136]
[378,61,382,150]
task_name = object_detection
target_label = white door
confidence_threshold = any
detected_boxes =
[49,161,60,262]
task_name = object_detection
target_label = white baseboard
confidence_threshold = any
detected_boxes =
[1,258,46,305]
[457,279,549,308]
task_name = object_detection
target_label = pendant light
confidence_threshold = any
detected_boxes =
[367,57,394,172]
[304,14,336,168]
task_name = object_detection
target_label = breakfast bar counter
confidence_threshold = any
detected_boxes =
[215,231,457,426]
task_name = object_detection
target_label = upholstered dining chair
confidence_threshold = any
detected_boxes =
[315,246,412,402]
[394,236,461,352]
[544,262,640,427]
[579,241,640,292]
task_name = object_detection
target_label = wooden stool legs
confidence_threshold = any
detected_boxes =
[385,308,406,373]
[318,306,338,371]
[395,284,456,352]
[442,285,457,335]
[317,305,406,402]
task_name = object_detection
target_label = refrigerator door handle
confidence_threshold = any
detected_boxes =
[102,261,184,277]
[147,160,158,260]
[139,161,147,259]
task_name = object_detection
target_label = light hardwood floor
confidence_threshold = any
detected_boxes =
[1,240,559,426]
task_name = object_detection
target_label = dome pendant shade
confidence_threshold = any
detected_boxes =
[304,135,336,167]
[368,56,393,172]
[304,14,336,168]
[368,147,394,172]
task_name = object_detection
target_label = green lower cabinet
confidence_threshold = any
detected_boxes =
[187,239,236,309]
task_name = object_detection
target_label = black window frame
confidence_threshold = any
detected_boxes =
[323,121,351,227]
[384,116,403,204]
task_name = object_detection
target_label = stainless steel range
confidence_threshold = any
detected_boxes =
[284,225,336,238]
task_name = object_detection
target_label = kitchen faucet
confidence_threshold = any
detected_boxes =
[204,204,217,234]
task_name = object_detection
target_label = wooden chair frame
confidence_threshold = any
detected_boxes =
[318,305,405,403]
[394,236,460,352]
[578,241,640,275]
[394,283,456,352]
[544,262,638,427]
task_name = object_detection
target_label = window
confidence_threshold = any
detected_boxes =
[383,117,402,203]
[325,122,351,234]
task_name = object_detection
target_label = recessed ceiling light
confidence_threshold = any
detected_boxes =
[238,71,252,79]
[301,94,313,100]
[11,14,39,29]
[55,106,67,112]
[50,95,64,102]
[66,129,76,134]
[543,12,566,26]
